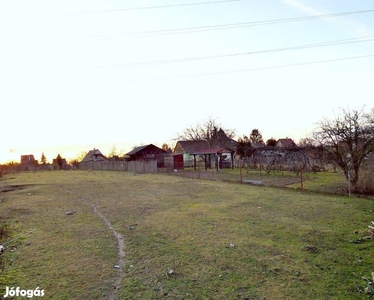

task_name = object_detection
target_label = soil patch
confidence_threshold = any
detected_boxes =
[0,185,33,193]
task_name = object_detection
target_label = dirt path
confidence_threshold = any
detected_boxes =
[56,185,125,299]
[92,204,125,300]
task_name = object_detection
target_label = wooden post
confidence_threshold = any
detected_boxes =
[198,158,200,178]
[240,161,243,183]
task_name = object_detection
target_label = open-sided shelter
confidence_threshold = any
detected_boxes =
[174,140,209,168]
[190,147,235,170]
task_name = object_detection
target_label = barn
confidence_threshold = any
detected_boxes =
[125,144,166,168]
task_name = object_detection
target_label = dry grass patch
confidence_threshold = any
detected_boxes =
[1,171,374,299]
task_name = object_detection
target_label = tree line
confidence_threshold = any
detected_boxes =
[1,107,373,193]
[177,108,374,193]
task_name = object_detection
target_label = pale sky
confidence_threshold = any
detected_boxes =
[1,0,374,164]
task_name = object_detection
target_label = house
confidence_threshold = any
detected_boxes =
[125,144,166,168]
[20,154,36,164]
[276,138,297,148]
[81,149,107,162]
[20,154,38,171]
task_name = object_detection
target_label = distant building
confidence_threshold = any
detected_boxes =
[81,149,107,162]
[276,138,297,148]
[20,154,36,164]
[20,154,38,171]
[125,144,166,168]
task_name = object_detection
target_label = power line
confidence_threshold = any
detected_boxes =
[139,8,374,35]
[130,54,374,82]
[68,0,240,14]
[97,35,374,68]
[82,8,374,38]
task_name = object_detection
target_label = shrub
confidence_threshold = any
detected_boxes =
[356,168,374,195]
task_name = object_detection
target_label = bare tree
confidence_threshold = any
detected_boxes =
[76,151,87,162]
[107,145,126,160]
[108,145,118,158]
[162,143,172,153]
[313,107,374,191]
[298,138,326,171]
[178,116,236,148]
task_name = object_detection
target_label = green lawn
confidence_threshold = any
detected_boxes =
[1,171,373,299]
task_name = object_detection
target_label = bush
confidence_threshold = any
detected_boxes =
[356,168,374,195]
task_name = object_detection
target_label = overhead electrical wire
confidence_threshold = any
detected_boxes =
[82,8,374,39]
[97,35,374,68]
[69,0,240,14]
[130,54,374,82]
[135,8,374,36]
[75,5,374,81]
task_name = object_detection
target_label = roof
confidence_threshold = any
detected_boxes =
[276,138,297,148]
[126,145,149,156]
[212,137,238,150]
[174,140,209,154]
[175,137,238,154]
[20,154,36,163]
[125,144,166,156]
[191,148,234,155]
[81,149,107,162]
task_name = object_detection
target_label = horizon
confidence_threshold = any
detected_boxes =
[1,1,373,165]
[0,130,308,165]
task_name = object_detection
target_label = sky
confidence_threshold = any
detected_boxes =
[1,0,374,164]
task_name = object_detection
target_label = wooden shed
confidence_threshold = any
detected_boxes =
[125,144,166,168]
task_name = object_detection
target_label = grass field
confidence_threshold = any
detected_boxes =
[1,170,374,299]
[169,167,349,194]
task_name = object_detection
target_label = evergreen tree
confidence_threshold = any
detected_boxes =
[41,152,47,164]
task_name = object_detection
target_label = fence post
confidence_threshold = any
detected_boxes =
[240,161,243,183]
